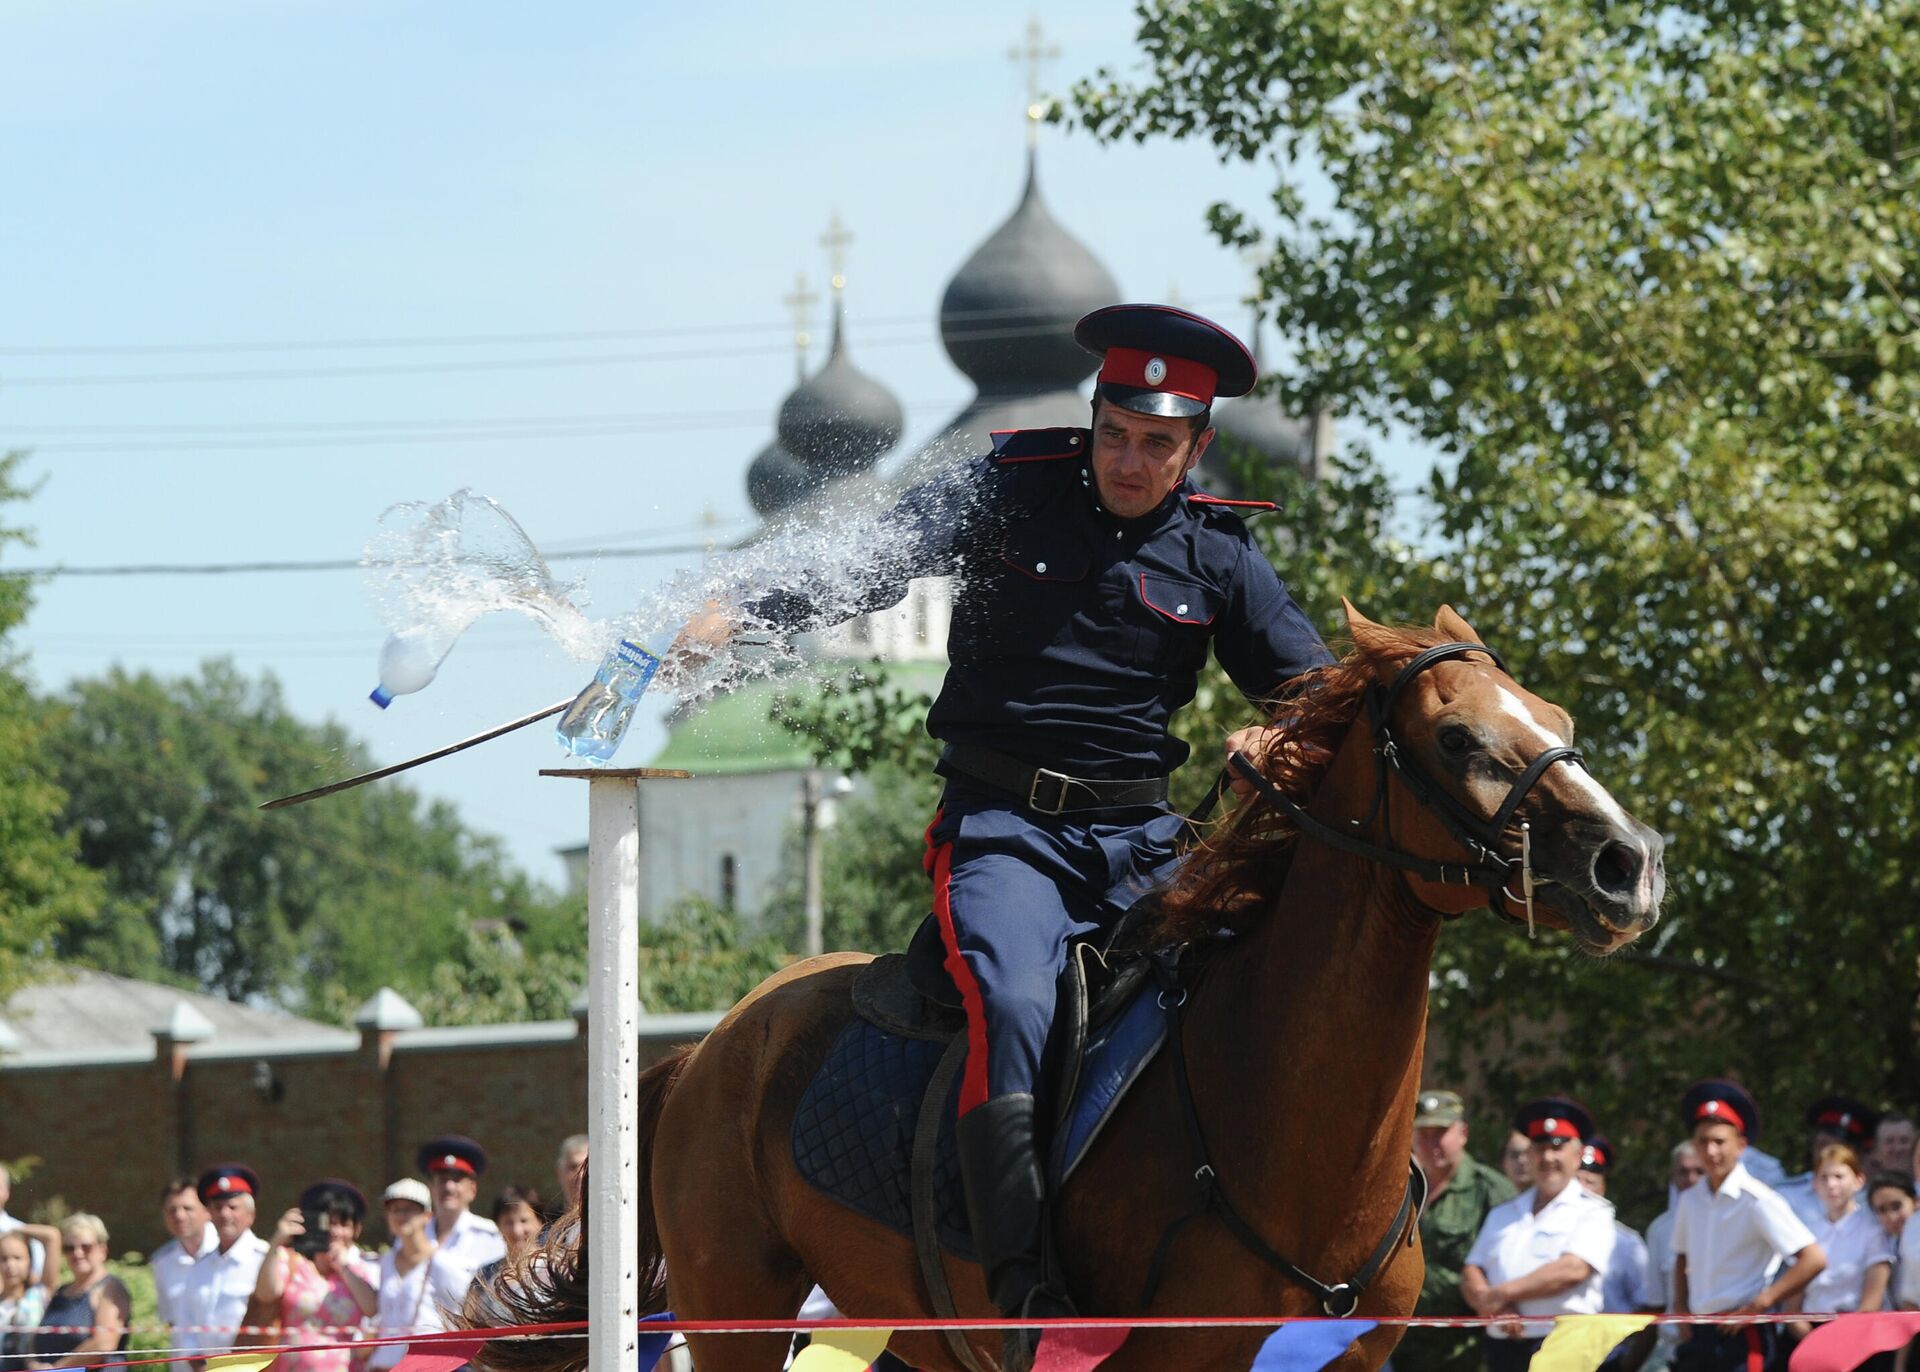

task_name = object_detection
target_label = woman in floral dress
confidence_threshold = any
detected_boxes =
[253,1181,379,1372]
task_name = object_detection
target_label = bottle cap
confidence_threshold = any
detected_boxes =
[369,686,394,709]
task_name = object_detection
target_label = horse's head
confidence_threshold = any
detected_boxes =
[1344,601,1665,953]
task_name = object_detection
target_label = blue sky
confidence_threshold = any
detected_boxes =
[0,0,1433,885]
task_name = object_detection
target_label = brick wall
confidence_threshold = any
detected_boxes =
[0,1013,715,1256]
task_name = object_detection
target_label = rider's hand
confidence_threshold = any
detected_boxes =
[664,601,735,682]
[1223,724,1277,800]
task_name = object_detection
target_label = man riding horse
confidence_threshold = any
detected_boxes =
[683,303,1332,1365]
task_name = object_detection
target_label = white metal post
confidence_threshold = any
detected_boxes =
[586,774,640,1372]
[542,767,688,1372]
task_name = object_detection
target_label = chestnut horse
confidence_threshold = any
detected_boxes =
[480,604,1665,1372]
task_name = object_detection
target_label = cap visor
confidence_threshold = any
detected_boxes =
[1098,383,1208,420]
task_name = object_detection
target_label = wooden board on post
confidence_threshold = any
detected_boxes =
[540,768,692,1372]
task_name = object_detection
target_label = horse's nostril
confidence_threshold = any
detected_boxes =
[1593,840,1641,895]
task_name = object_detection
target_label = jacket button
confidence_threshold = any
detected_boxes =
[1035,562,1047,574]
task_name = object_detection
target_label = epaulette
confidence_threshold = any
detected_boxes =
[1187,491,1279,517]
[987,426,1090,464]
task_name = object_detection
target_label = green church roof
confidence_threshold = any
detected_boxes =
[648,659,946,776]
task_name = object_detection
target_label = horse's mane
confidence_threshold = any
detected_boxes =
[1151,623,1456,945]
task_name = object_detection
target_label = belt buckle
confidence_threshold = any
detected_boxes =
[1027,767,1073,815]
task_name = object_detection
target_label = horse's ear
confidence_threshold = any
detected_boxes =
[1433,604,1483,645]
[1343,599,1401,661]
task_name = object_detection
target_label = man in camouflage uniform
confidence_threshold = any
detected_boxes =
[1400,1090,1517,1372]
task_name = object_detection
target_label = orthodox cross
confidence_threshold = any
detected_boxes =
[1009,16,1060,147]
[782,270,818,381]
[820,211,853,295]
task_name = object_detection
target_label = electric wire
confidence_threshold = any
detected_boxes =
[0,296,1245,358]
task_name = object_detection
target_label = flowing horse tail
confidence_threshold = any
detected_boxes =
[468,1043,697,1372]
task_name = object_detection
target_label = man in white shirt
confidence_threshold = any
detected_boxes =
[177,1165,271,1369]
[1671,1081,1826,1372]
[1462,1097,1618,1372]
[151,1178,218,1372]
[416,1135,507,1326]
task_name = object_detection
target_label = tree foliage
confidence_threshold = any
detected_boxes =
[1071,0,1920,1214]
[0,454,104,997]
[47,659,585,1021]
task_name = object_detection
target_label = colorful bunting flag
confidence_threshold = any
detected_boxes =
[1032,1324,1132,1372]
[203,1355,279,1372]
[789,1327,894,1372]
[1789,1312,1920,1372]
[637,1311,678,1372]
[390,1337,487,1372]
[1250,1320,1380,1372]
[1529,1315,1656,1372]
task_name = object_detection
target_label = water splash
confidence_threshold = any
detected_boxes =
[361,488,597,665]
[362,450,986,715]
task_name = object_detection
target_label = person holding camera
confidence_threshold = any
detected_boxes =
[252,1181,377,1372]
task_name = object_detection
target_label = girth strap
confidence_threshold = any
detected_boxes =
[1139,973,1426,1314]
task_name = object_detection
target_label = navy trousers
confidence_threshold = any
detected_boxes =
[924,781,1188,1115]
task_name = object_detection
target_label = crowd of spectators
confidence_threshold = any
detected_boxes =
[0,1133,589,1370]
[1402,1082,1920,1372]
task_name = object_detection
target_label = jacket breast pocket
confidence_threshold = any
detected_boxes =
[1000,520,1090,583]
[1134,572,1220,671]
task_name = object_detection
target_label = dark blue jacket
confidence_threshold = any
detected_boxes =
[747,426,1333,779]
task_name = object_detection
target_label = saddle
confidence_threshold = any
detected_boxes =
[787,915,1172,1371]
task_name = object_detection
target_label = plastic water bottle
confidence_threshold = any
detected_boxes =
[369,624,461,709]
[554,632,676,762]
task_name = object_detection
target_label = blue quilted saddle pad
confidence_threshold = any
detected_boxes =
[790,981,1166,1261]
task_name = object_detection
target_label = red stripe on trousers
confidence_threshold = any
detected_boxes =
[928,837,993,1115]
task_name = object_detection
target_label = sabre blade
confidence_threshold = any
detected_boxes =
[260,696,575,811]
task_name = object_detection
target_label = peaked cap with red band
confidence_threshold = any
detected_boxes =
[1074,304,1257,420]
[1513,1095,1594,1144]
[1804,1095,1878,1145]
[1683,1078,1760,1140]
[196,1163,260,1203]
[1579,1135,1615,1174]
[416,1134,488,1178]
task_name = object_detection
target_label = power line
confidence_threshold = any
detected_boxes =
[0,542,723,579]
[0,316,1220,389]
[2,399,967,452]
[0,297,1244,359]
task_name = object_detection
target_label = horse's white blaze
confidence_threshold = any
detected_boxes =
[1493,685,1637,833]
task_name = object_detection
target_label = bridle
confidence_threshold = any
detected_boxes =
[1227,640,1587,932]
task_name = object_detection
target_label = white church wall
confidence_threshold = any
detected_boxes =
[636,770,811,924]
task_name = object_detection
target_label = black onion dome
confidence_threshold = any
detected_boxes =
[939,151,1119,392]
[746,440,824,516]
[1211,396,1311,468]
[776,300,904,478]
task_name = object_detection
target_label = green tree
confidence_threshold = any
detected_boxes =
[635,897,791,1012]
[47,659,584,1020]
[1075,0,1920,1213]
[0,453,104,995]
[760,761,944,954]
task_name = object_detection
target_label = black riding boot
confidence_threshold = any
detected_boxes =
[955,1093,1077,1372]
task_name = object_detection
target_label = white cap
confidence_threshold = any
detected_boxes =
[382,1178,430,1208]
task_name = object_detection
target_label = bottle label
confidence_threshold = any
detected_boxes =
[613,638,664,696]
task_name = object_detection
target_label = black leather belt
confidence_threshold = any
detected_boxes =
[940,744,1169,815]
